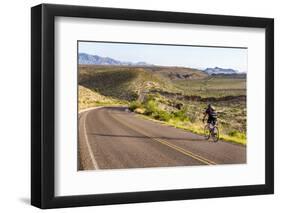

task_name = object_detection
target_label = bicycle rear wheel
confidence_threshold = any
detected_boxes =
[204,124,210,140]
[212,126,219,142]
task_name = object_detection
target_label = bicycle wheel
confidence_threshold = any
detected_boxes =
[212,126,219,142]
[204,124,210,140]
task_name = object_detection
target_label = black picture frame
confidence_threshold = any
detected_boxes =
[31,3,274,209]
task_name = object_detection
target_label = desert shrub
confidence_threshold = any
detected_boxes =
[144,100,158,115]
[172,105,193,122]
[172,109,189,121]
[153,110,172,121]
[144,93,158,103]
[130,92,139,101]
[142,99,172,121]
[129,101,142,111]
[228,130,246,139]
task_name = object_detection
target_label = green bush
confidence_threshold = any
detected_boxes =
[153,110,172,121]
[144,100,158,115]
[141,99,172,121]
[172,107,189,122]
[145,94,156,102]
[130,92,139,101]
[129,101,142,111]
[228,130,246,139]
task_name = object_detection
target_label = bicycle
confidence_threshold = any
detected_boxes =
[203,120,219,142]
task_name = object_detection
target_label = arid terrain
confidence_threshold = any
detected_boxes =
[79,65,246,145]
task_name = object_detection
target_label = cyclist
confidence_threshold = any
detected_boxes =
[202,103,217,127]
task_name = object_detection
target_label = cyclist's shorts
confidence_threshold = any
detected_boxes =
[207,117,217,125]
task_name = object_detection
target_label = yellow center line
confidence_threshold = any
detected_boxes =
[110,112,217,165]
[154,138,216,165]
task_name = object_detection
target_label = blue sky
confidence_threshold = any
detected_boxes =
[78,41,247,72]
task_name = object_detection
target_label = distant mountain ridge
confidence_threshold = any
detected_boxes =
[204,67,239,75]
[79,53,152,66]
[79,53,244,76]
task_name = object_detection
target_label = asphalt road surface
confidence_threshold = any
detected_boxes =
[78,107,246,170]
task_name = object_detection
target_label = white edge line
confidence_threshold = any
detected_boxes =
[79,105,128,114]
[82,108,101,170]
[79,106,103,114]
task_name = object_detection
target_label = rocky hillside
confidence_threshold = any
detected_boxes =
[79,65,176,101]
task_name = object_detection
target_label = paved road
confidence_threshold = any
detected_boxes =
[78,107,246,170]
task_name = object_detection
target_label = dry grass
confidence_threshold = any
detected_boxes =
[78,85,126,111]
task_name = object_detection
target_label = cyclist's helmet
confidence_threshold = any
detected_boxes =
[208,103,216,111]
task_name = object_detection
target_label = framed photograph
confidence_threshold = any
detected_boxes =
[31,3,274,209]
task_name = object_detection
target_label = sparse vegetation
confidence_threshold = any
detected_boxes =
[78,85,126,111]
[79,64,247,145]
[174,77,246,98]
[128,101,142,112]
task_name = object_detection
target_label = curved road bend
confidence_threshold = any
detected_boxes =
[78,107,246,170]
